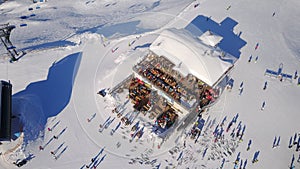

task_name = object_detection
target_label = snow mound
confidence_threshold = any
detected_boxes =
[12,52,82,144]
[12,95,45,144]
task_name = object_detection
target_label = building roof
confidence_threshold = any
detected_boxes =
[198,31,223,47]
[149,29,233,87]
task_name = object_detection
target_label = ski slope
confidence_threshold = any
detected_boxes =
[0,0,300,168]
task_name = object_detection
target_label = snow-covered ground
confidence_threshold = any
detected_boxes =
[0,0,300,169]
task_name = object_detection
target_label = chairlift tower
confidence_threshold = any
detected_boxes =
[0,23,23,62]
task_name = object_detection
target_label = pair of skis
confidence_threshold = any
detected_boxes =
[130,126,145,142]
[121,111,138,125]
[89,154,106,169]
[51,144,68,160]
[84,147,106,169]
[128,111,139,125]
[99,116,115,133]
[131,121,140,131]
[110,122,121,135]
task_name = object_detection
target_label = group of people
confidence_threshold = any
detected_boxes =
[140,66,181,101]
[199,88,215,108]
[288,133,300,168]
[189,116,204,140]
[155,106,178,130]
[139,64,215,110]
[128,77,151,112]
[135,52,221,113]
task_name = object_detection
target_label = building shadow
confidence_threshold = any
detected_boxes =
[185,15,247,59]
[21,40,76,53]
[12,52,82,143]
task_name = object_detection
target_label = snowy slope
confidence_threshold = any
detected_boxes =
[0,0,300,169]
[0,0,191,54]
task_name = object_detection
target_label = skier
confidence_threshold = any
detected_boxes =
[235,152,241,164]
[177,151,183,161]
[226,5,231,10]
[296,137,300,151]
[234,162,238,169]
[294,70,298,79]
[155,163,161,169]
[290,154,295,168]
[233,113,239,123]
[239,82,244,90]
[213,124,219,136]
[226,121,233,132]
[263,81,268,90]
[220,158,225,168]
[254,56,259,63]
[252,151,260,163]
[239,87,244,95]
[248,55,252,63]
[231,128,236,138]
[243,159,247,169]
[289,136,293,148]
[111,122,121,135]
[111,47,118,53]
[219,127,224,138]
[239,133,245,142]
[276,136,281,147]
[293,133,298,145]
[100,116,114,132]
[236,126,242,138]
[239,159,243,169]
[116,142,121,148]
[261,101,266,111]
[247,140,252,151]
[202,147,208,159]
[241,125,246,135]
[255,43,259,50]
[279,74,283,82]
[272,136,277,148]
[221,116,227,126]
[256,151,260,160]
[237,121,242,130]
[131,121,140,131]
[104,117,115,129]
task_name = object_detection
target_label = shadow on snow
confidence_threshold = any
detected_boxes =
[96,20,153,38]
[21,40,77,53]
[185,15,247,59]
[133,43,152,50]
[12,52,82,143]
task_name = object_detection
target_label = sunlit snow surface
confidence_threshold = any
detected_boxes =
[0,0,300,169]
